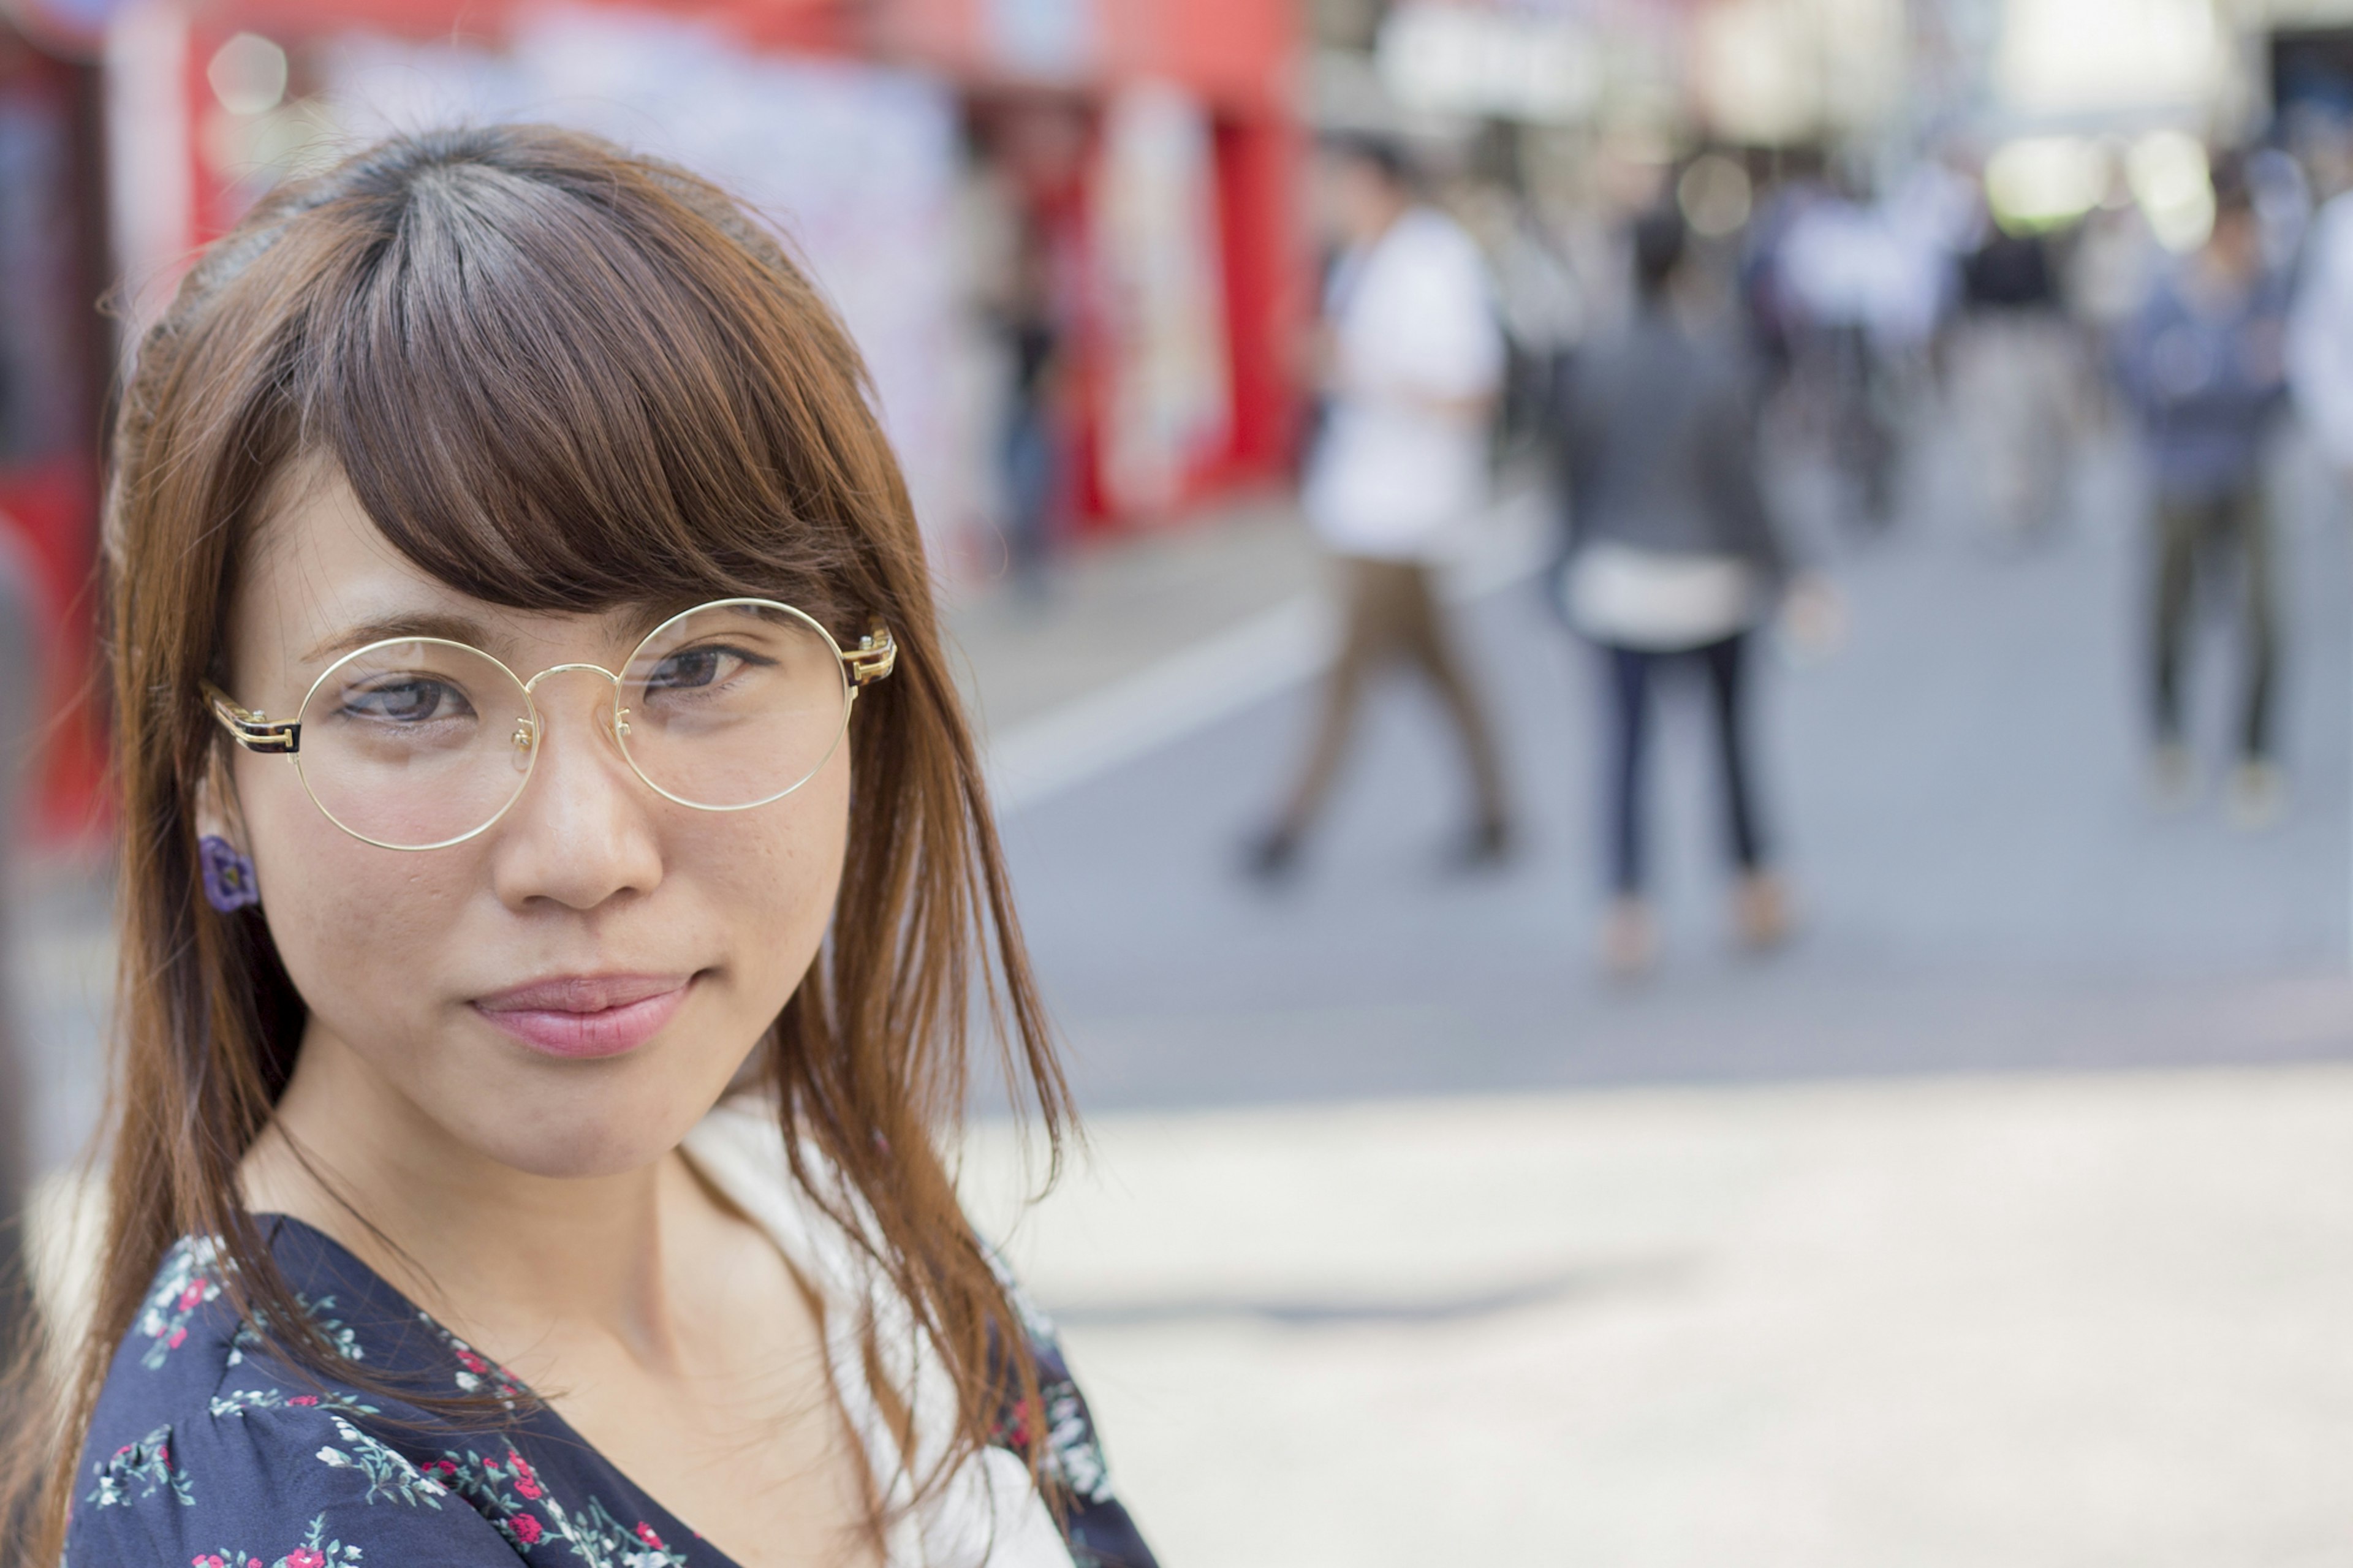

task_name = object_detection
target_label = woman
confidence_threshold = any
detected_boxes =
[1556,205,1827,976]
[1,126,1153,1568]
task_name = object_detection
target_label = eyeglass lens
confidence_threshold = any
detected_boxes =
[619,602,849,811]
[292,602,850,850]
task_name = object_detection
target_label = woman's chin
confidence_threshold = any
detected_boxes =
[439,1076,714,1182]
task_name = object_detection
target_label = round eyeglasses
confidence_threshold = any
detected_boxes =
[203,599,896,852]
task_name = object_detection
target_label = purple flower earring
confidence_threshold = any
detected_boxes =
[199,835,260,912]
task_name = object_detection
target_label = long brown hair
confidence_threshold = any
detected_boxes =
[1,123,1073,1559]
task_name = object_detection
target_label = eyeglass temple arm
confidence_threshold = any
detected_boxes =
[841,621,896,691]
[201,681,301,755]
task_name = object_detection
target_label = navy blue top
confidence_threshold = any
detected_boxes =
[66,1215,1154,1568]
[2113,259,2291,502]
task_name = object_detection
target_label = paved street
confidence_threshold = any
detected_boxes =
[989,427,2353,1108]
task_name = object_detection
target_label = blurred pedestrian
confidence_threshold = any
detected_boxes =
[1952,222,2080,539]
[1555,207,1825,975]
[1776,173,1917,529]
[996,223,1069,599]
[1249,136,1512,877]
[2114,159,2290,827]
[2290,135,2353,477]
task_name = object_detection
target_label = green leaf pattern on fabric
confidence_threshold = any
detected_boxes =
[85,1423,194,1509]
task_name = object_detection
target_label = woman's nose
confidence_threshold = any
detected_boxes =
[490,670,663,910]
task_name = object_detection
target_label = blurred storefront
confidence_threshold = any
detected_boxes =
[0,8,107,843]
[105,0,1303,550]
[0,0,1302,836]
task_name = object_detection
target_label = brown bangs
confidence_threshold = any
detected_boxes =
[293,131,872,625]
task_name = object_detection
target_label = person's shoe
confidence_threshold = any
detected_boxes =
[1600,898,1656,979]
[1732,871,1794,953]
[2226,759,2287,831]
[2149,741,2196,811]
[1243,825,1303,882]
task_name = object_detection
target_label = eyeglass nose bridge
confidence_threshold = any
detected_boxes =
[515,662,632,753]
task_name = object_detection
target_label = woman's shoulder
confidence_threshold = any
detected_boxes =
[981,1258,1156,1568]
[686,1100,1159,1567]
[66,1229,522,1568]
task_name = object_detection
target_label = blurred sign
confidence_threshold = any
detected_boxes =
[3,0,126,55]
[1374,3,1599,125]
[1092,81,1230,515]
[101,0,192,343]
[1694,0,1906,145]
[1983,135,2108,229]
[1998,0,2223,116]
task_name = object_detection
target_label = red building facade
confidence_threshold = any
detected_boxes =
[1,0,1306,836]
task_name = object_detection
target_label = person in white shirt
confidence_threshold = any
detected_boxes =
[1249,137,1512,877]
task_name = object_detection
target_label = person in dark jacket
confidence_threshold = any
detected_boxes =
[1555,206,1830,975]
[2112,158,2290,827]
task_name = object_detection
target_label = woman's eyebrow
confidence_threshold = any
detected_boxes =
[301,612,502,664]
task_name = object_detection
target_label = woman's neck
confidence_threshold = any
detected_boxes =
[239,1018,708,1374]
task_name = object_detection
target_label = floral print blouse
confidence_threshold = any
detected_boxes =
[66,1110,1156,1568]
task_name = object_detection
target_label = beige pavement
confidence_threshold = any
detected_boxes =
[964,1066,2353,1566]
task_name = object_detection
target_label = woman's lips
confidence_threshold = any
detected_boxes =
[471,973,692,1059]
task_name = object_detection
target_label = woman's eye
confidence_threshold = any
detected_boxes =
[647,645,770,692]
[342,678,471,723]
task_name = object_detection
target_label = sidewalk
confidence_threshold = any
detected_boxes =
[942,490,1323,741]
[964,1064,2353,1566]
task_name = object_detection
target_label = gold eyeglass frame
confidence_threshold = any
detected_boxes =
[202,598,897,852]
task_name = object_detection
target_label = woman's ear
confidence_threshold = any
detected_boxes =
[194,743,240,846]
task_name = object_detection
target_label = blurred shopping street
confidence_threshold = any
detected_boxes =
[953,414,2353,1562]
[984,428,2353,1109]
[13,0,2353,1556]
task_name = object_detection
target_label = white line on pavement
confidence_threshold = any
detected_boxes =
[986,497,1553,816]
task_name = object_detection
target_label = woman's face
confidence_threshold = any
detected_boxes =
[216,464,851,1181]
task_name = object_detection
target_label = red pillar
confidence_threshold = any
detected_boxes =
[1212,107,1306,488]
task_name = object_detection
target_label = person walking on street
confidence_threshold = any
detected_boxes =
[995,223,1069,600]
[1953,222,2079,539]
[2114,159,2290,828]
[2290,132,2353,475]
[1556,207,1822,976]
[1250,137,1512,877]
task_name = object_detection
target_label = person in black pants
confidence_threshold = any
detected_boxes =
[1556,205,1831,975]
[1603,635,1765,912]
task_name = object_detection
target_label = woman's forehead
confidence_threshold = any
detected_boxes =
[239,464,667,673]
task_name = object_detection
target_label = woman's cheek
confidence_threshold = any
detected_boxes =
[724,762,856,984]
[241,768,464,1045]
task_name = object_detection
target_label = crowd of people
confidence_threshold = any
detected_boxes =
[1246,123,2353,973]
